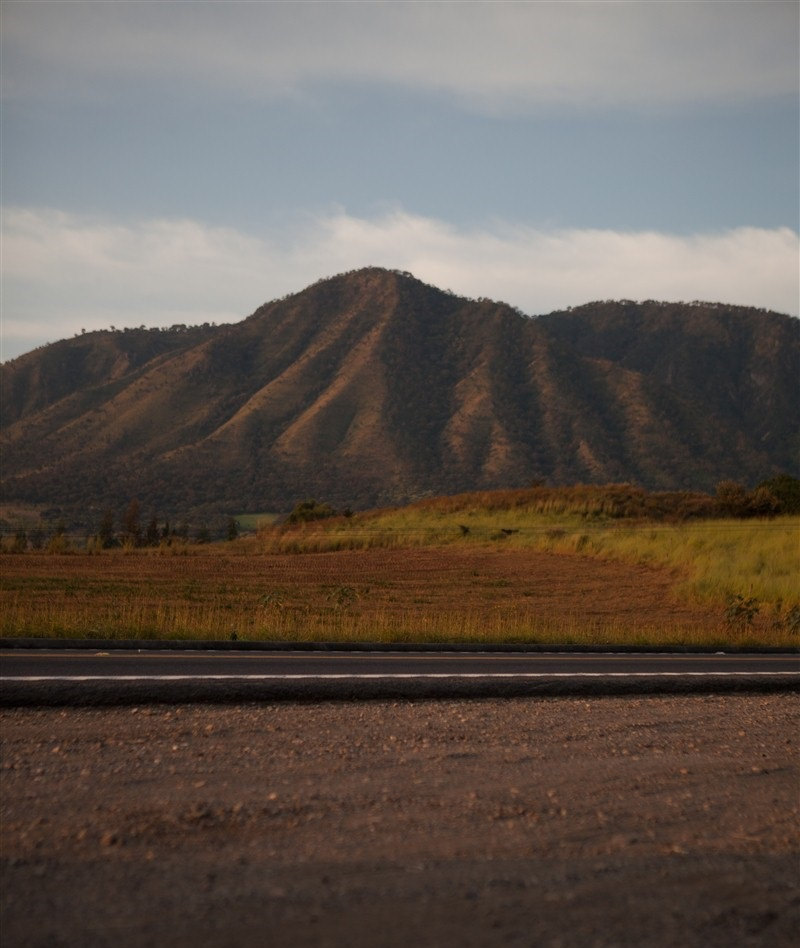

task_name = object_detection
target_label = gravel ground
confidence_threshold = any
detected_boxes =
[2,694,798,947]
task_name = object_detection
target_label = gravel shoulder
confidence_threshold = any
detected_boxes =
[2,694,798,947]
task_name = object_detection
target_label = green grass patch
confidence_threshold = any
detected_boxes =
[233,512,283,531]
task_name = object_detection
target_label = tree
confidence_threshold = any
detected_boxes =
[145,517,160,546]
[98,509,116,548]
[122,499,141,546]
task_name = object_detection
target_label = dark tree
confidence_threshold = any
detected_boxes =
[122,499,141,546]
[98,509,116,548]
[145,517,160,546]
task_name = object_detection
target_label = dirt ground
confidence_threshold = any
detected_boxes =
[1,694,798,947]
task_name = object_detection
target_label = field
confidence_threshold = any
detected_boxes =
[2,485,797,646]
[0,535,796,649]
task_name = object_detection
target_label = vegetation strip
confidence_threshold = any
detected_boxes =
[2,639,797,654]
[5,672,800,681]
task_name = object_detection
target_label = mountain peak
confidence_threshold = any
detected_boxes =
[2,274,797,519]
[296,266,444,303]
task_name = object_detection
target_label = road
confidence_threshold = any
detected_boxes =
[2,647,798,702]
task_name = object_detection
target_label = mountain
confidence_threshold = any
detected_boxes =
[2,268,798,520]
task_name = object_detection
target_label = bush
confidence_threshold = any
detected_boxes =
[46,533,71,554]
[747,486,780,518]
[724,594,760,629]
[715,481,749,517]
[287,499,337,524]
[757,474,800,514]
[715,481,782,518]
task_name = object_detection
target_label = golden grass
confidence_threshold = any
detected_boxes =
[2,586,789,648]
[553,519,799,609]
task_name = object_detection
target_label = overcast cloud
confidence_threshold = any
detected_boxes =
[1,1,797,359]
[3,1,797,109]
[3,208,796,360]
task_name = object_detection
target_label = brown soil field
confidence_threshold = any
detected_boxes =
[1,695,798,947]
[0,548,723,644]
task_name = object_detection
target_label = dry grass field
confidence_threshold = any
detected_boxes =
[3,485,797,646]
[0,543,791,646]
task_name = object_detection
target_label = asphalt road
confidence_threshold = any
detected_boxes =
[2,648,798,703]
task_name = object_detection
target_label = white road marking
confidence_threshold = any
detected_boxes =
[2,672,799,682]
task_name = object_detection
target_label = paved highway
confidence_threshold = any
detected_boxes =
[2,648,799,677]
[2,648,798,702]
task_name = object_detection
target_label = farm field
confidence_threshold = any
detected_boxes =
[0,539,793,647]
[3,483,798,646]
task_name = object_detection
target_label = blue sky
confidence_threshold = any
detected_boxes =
[2,1,798,360]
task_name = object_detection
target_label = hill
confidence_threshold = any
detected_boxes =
[1,268,798,521]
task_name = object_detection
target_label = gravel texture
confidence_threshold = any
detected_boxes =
[2,694,798,947]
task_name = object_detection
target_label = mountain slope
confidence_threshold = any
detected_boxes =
[2,268,798,516]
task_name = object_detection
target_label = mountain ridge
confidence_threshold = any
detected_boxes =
[2,267,798,517]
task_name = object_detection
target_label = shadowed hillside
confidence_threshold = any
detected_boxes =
[2,268,798,516]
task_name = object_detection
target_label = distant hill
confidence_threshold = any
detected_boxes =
[2,268,798,520]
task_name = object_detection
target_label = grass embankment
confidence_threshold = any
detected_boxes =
[252,486,799,615]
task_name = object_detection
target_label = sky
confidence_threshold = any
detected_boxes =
[1,0,798,360]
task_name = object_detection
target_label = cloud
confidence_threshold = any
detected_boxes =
[1,209,271,357]
[2,206,797,360]
[2,1,796,109]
